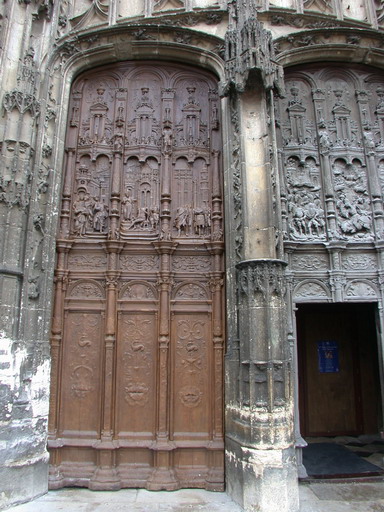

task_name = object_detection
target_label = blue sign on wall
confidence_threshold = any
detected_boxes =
[317,341,340,373]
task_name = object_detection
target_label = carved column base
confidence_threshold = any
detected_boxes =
[48,464,65,490]
[206,467,225,491]
[226,437,299,512]
[146,467,179,491]
[89,467,121,491]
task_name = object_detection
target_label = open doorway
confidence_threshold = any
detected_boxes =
[296,303,384,477]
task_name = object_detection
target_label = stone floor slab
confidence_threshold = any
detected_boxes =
[308,482,384,501]
[5,482,384,512]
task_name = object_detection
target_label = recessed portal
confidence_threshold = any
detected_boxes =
[297,303,382,438]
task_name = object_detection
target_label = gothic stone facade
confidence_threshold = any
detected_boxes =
[1,1,384,511]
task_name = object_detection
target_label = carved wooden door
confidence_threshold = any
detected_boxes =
[48,62,225,491]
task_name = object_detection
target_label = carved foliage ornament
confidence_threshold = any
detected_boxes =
[237,260,287,300]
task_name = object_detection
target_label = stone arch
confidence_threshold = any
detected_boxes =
[293,279,331,302]
[275,29,384,71]
[119,280,158,300]
[67,279,105,299]
[345,280,379,300]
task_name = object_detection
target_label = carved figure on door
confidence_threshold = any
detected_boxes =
[175,205,191,236]
[73,192,92,236]
[92,198,108,232]
[122,192,135,221]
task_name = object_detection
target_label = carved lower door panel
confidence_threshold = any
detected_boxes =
[48,62,224,491]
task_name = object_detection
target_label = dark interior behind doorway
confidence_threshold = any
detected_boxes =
[297,303,382,438]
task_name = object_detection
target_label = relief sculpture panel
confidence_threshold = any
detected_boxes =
[277,65,384,244]
[49,62,224,492]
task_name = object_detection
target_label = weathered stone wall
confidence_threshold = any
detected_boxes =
[1,0,384,510]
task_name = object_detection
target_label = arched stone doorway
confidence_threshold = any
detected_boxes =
[48,61,225,491]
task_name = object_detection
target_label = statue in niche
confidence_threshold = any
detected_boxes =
[162,125,173,153]
[148,206,160,230]
[285,154,326,240]
[193,208,206,236]
[120,158,159,237]
[174,203,211,238]
[193,205,211,236]
[318,127,332,152]
[127,207,149,230]
[73,189,109,236]
[378,160,384,192]
[336,193,371,235]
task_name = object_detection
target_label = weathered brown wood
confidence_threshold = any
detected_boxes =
[48,62,224,491]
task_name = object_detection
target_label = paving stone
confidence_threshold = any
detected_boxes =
[309,482,384,501]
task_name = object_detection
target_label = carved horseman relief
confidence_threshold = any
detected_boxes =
[50,62,224,491]
[277,66,384,243]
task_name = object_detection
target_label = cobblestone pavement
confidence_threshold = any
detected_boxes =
[4,481,384,512]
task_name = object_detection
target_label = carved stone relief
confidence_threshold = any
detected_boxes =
[293,280,330,300]
[278,66,384,243]
[303,0,333,15]
[342,254,377,270]
[345,280,378,298]
[291,254,328,271]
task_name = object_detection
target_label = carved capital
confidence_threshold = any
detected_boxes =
[237,259,287,301]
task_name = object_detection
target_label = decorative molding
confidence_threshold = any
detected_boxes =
[291,254,328,271]
[274,28,384,57]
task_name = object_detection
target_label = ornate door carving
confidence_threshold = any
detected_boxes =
[48,62,224,491]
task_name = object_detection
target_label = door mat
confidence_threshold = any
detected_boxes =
[303,442,384,478]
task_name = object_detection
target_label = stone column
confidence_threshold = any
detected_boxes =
[224,87,299,512]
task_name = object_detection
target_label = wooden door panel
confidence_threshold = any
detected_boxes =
[59,309,104,437]
[298,306,361,436]
[172,312,211,438]
[116,310,158,437]
[48,62,224,491]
